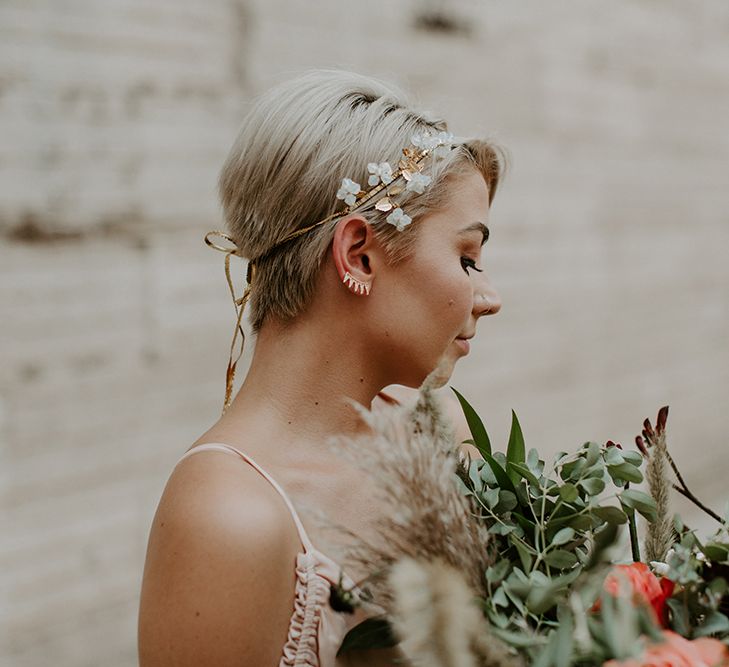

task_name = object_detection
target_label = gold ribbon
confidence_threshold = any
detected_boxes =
[204,231,256,415]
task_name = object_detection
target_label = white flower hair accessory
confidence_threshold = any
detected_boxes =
[333,129,457,232]
[367,161,394,187]
[405,171,432,194]
[386,207,412,231]
[336,178,362,207]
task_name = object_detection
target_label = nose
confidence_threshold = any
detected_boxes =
[473,277,501,318]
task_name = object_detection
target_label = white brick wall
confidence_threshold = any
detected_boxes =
[2,1,728,664]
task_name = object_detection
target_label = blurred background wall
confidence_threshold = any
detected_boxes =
[1,1,728,664]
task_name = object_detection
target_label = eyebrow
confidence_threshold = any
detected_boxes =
[458,222,490,246]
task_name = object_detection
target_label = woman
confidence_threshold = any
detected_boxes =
[138,70,503,666]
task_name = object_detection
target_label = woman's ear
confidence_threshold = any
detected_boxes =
[331,215,379,283]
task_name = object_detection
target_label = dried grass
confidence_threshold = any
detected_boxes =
[643,426,674,563]
[390,557,523,667]
[321,382,492,607]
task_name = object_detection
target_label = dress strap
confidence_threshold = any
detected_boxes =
[176,443,315,554]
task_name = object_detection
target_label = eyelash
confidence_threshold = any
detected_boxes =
[461,257,483,274]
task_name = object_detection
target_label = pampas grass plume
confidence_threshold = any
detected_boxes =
[390,557,522,667]
[643,418,674,563]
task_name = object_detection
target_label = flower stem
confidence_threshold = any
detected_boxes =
[628,510,641,562]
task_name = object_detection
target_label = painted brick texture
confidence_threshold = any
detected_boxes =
[2,1,728,664]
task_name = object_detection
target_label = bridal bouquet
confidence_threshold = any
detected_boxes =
[328,385,729,667]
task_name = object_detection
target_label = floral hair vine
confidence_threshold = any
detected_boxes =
[335,129,457,231]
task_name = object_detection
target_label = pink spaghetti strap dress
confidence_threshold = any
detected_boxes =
[175,443,369,666]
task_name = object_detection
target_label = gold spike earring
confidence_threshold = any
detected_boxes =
[342,271,372,296]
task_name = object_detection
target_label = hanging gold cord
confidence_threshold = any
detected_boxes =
[204,231,255,415]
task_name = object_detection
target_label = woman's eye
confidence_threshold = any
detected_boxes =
[461,257,483,274]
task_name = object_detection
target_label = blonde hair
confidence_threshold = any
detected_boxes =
[219,69,505,335]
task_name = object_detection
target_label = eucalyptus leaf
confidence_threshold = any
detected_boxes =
[489,522,518,537]
[568,514,593,531]
[515,482,533,509]
[454,474,473,497]
[484,487,500,509]
[526,571,578,614]
[604,447,625,466]
[562,458,586,482]
[506,568,532,597]
[491,626,545,649]
[511,534,535,571]
[544,549,578,569]
[552,527,576,547]
[703,543,729,562]
[503,583,527,615]
[487,609,511,629]
[607,462,644,484]
[579,477,606,495]
[486,559,511,584]
[584,441,601,467]
[559,483,579,503]
[480,461,498,486]
[622,450,644,467]
[513,511,537,535]
[494,451,508,466]
[468,459,483,493]
[496,490,518,513]
[527,447,541,471]
[593,505,629,525]
[527,584,562,616]
[583,462,607,479]
[492,586,509,608]
[619,489,658,522]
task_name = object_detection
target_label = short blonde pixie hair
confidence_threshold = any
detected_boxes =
[219,70,504,335]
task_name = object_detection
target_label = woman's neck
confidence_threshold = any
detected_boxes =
[216,314,391,462]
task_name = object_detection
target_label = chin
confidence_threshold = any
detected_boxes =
[393,342,459,389]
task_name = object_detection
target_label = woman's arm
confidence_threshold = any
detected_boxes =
[138,453,300,666]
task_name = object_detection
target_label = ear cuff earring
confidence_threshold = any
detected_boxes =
[342,271,371,296]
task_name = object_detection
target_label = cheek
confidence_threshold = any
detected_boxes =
[415,264,472,334]
[391,254,472,333]
[440,269,472,318]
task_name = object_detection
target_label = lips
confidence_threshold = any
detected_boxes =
[455,338,471,354]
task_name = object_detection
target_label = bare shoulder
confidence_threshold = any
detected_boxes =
[138,448,302,666]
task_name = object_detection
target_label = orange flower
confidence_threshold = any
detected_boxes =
[599,562,675,627]
[603,630,729,667]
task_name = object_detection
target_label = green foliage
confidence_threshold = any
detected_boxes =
[451,386,492,456]
[336,616,398,655]
[340,394,729,666]
[451,392,729,666]
[661,522,729,640]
